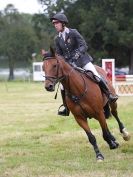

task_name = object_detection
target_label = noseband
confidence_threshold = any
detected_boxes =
[43,56,89,117]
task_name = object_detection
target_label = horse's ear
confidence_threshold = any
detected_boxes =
[50,46,55,57]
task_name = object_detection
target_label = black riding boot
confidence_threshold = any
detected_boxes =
[99,78,118,103]
[58,90,70,116]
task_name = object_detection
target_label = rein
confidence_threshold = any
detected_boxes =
[43,57,89,117]
[54,66,74,99]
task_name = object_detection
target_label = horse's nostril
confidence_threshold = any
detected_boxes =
[45,84,54,91]
[49,84,53,89]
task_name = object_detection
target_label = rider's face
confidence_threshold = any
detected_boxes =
[53,21,63,32]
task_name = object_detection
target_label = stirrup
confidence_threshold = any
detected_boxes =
[58,104,70,116]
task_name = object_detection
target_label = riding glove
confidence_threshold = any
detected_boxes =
[75,49,81,60]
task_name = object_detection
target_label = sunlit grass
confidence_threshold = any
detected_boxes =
[0,81,133,177]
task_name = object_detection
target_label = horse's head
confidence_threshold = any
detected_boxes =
[42,47,64,92]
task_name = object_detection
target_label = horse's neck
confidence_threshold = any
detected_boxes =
[61,62,86,93]
[61,62,75,76]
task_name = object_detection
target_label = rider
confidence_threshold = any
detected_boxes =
[50,13,118,116]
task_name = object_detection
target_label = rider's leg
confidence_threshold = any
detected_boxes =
[58,85,70,116]
[83,62,118,103]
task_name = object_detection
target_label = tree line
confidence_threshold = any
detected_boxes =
[0,0,132,80]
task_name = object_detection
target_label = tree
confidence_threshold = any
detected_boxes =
[32,13,55,50]
[0,4,39,80]
[38,0,133,73]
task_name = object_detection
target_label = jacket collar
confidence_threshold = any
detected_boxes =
[59,27,69,38]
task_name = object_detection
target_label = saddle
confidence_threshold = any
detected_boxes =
[74,66,100,83]
[74,66,112,118]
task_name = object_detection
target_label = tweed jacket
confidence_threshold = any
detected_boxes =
[54,28,93,68]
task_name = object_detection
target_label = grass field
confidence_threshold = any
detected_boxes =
[0,81,133,177]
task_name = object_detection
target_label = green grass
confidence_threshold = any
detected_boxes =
[0,81,133,177]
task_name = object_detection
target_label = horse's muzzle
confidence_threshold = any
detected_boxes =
[45,84,55,92]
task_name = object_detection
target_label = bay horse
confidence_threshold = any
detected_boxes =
[42,48,130,161]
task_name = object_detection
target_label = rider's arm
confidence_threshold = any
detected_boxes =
[73,29,88,54]
[54,36,63,56]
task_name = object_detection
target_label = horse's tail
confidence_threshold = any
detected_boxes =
[104,103,111,119]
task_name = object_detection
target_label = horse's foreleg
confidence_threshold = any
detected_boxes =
[74,116,104,161]
[102,129,119,149]
[110,102,130,141]
[97,111,119,149]
[86,131,104,161]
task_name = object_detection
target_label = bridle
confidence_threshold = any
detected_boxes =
[43,56,89,117]
[43,57,88,99]
[43,57,66,86]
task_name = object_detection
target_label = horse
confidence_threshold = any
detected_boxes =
[42,48,130,161]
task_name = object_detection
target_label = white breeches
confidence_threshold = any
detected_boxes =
[83,62,101,78]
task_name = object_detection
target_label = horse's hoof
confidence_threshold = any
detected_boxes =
[122,128,131,141]
[123,134,131,141]
[97,158,104,162]
[96,154,104,162]
[110,141,119,149]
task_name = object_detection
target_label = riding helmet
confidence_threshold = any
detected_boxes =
[50,13,68,24]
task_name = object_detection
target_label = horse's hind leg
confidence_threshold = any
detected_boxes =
[102,129,119,149]
[110,102,130,141]
[74,116,104,161]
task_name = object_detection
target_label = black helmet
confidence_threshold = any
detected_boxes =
[50,13,68,24]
